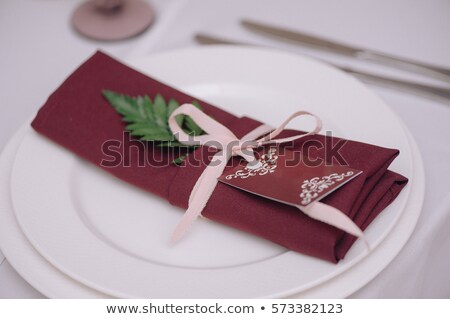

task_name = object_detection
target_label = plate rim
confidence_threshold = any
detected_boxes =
[0,120,109,298]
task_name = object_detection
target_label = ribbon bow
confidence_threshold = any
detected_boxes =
[168,104,367,248]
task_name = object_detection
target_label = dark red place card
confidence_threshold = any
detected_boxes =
[219,147,362,207]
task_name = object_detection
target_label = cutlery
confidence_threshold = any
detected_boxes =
[241,19,450,82]
[195,34,450,103]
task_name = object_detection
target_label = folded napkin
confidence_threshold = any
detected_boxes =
[31,52,408,262]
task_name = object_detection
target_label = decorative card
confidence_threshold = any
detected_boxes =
[219,147,362,207]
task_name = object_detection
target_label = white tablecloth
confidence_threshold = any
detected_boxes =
[1,0,449,298]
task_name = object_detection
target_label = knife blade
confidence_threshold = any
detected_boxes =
[241,19,450,82]
[194,33,450,103]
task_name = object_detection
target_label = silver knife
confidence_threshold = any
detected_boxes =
[241,19,450,82]
[195,34,450,103]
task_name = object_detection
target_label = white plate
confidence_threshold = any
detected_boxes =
[10,47,416,298]
[0,118,423,298]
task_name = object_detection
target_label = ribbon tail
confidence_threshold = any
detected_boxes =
[170,152,230,243]
[170,205,206,243]
[299,202,370,251]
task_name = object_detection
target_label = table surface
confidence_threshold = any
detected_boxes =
[1,0,450,298]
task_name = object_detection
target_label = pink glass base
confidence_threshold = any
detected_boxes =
[72,0,154,41]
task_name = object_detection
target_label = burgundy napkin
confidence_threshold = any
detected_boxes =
[31,52,408,262]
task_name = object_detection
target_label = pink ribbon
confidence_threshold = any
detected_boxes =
[168,104,368,249]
